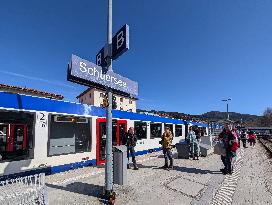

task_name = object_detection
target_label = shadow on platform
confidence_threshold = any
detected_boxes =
[173,166,221,174]
[153,166,221,175]
[136,163,157,169]
[46,182,107,203]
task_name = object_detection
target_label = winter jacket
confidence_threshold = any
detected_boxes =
[187,131,197,144]
[162,131,173,149]
[248,133,256,140]
[219,129,237,156]
[124,132,137,148]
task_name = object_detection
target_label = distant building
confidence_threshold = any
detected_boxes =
[77,87,136,112]
[0,83,64,100]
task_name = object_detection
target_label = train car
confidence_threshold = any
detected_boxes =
[0,91,207,178]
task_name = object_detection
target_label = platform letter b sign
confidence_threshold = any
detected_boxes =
[96,53,102,66]
[117,31,124,50]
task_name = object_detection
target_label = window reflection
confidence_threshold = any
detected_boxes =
[150,123,162,138]
[134,121,147,139]
[175,125,183,137]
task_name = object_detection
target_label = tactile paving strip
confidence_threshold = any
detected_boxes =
[210,149,244,205]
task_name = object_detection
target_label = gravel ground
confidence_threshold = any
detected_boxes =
[46,144,272,205]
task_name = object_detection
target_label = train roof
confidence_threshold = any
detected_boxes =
[0,91,208,127]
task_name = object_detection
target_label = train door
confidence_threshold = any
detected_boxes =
[0,124,8,153]
[0,124,27,160]
[12,124,27,152]
[96,118,127,164]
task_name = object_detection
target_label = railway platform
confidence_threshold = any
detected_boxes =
[45,142,272,205]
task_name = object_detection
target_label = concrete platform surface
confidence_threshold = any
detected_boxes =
[45,143,272,205]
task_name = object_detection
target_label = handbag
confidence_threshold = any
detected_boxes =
[214,141,226,156]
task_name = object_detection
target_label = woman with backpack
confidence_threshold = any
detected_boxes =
[218,123,238,175]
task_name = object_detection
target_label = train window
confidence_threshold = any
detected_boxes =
[54,116,88,123]
[164,124,173,136]
[49,115,91,156]
[134,121,147,139]
[150,123,162,138]
[0,111,34,163]
[175,125,183,137]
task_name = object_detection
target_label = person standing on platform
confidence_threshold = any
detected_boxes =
[232,128,240,148]
[160,127,174,169]
[218,123,237,175]
[195,126,201,158]
[187,127,199,160]
[124,127,139,170]
[241,130,247,148]
[200,127,205,137]
[248,131,257,147]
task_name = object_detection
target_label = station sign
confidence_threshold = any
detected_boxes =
[96,24,129,66]
[68,54,138,97]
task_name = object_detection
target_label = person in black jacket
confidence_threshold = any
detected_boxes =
[124,127,139,170]
[218,123,236,175]
[240,130,247,148]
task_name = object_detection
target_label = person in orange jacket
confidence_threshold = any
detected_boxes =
[160,127,173,170]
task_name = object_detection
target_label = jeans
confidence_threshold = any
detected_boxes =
[190,141,200,157]
[221,153,232,171]
[163,148,173,167]
[127,147,137,167]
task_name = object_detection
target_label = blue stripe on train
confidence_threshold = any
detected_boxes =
[50,159,97,174]
[0,92,199,125]
[0,159,97,182]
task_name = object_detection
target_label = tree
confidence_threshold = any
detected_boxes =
[263,107,272,117]
[260,107,272,127]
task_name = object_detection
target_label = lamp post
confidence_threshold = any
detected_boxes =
[222,98,231,120]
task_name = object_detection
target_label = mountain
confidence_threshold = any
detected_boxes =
[200,111,260,123]
[136,109,261,126]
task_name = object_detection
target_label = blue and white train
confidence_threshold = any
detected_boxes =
[0,91,209,179]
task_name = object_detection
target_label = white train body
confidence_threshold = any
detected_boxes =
[0,92,209,178]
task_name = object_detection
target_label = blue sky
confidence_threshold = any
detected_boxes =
[0,0,271,116]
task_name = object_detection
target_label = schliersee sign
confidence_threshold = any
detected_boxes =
[68,54,138,97]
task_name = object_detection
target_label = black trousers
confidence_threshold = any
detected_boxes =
[241,139,247,148]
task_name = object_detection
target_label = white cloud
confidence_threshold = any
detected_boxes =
[0,70,75,89]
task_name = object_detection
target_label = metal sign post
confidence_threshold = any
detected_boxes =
[67,0,135,199]
[105,0,113,196]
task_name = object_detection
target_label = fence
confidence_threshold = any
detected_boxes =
[0,173,48,205]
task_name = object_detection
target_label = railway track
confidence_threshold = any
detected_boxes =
[259,138,272,154]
